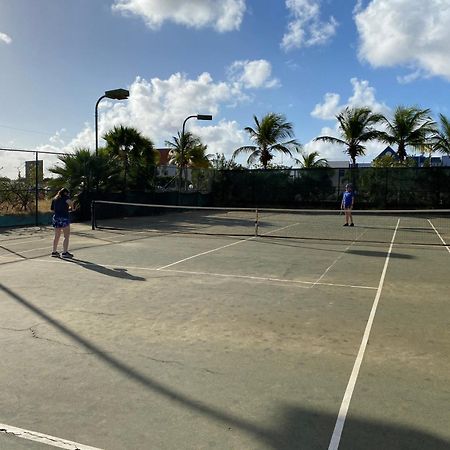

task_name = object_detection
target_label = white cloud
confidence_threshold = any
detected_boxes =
[0,67,275,177]
[227,59,280,89]
[281,0,338,51]
[303,126,345,161]
[347,78,389,114]
[303,125,386,164]
[192,120,246,160]
[0,32,12,44]
[112,0,246,32]
[311,93,341,120]
[311,78,390,120]
[355,0,450,80]
[49,129,66,146]
[308,78,390,162]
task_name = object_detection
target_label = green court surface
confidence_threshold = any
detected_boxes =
[0,215,449,449]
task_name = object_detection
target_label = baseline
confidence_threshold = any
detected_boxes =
[0,422,102,450]
[30,258,377,290]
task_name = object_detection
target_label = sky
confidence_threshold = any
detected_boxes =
[1,0,450,178]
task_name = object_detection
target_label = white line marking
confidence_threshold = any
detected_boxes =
[312,229,368,287]
[155,222,299,271]
[160,268,376,290]
[156,237,255,270]
[0,236,48,247]
[428,219,450,254]
[328,219,400,450]
[0,422,103,449]
[32,258,377,290]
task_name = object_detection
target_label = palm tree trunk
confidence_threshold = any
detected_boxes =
[398,142,406,162]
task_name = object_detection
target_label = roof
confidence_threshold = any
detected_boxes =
[156,148,171,166]
[374,146,399,159]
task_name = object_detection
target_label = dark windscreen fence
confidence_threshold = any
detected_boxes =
[91,200,450,246]
[211,167,450,209]
[256,208,450,246]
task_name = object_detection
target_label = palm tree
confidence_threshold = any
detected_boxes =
[296,150,328,168]
[233,113,300,169]
[377,106,436,162]
[432,113,450,155]
[165,131,210,189]
[314,107,384,165]
[103,125,156,190]
[48,148,121,194]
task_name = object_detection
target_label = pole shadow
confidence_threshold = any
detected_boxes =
[0,283,448,449]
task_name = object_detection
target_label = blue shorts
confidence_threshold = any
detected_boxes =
[52,216,70,228]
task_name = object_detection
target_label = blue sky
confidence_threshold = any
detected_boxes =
[1,0,450,177]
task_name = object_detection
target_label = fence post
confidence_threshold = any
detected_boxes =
[91,200,96,230]
[35,151,39,226]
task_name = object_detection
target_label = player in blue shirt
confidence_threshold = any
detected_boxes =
[341,183,355,227]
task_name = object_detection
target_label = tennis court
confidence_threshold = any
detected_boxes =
[0,206,449,449]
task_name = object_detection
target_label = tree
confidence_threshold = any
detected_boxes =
[377,106,436,162]
[165,131,210,189]
[372,155,417,168]
[295,150,328,168]
[48,148,122,194]
[103,125,156,191]
[432,113,450,155]
[314,107,383,165]
[210,153,244,170]
[233,113,300,169]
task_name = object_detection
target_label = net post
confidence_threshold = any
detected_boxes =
[91,200,96,230]
[255,208,259,236]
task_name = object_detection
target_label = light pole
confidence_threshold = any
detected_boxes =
[179,114,213,199]
[95,88,129,157]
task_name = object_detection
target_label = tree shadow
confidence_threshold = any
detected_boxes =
[62,258,146,281]
[0,283,448,450]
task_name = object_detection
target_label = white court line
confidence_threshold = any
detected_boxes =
[328,219,400,450]
[428,219,450,254]
[0,236,49,247]
[32,258,377,290]
[312,228,368,287]
[155,222,299,271]
[0,422,102,450]
[159,268,377,290]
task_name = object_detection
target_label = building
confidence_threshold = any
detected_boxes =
[156,148,177,177]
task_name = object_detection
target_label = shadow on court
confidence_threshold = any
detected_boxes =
[1,283,448,449]
[345,249,414,259]
[253,238,415,260]
[62,258,146,281]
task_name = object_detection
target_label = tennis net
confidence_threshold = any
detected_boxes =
[91,200,450,246]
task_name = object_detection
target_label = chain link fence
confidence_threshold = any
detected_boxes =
[0,148,67,227]
[2,146,450,229]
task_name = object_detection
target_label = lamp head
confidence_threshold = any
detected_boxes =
[104,88,129,100]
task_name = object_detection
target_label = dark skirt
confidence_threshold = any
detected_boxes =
[52,216,70,228]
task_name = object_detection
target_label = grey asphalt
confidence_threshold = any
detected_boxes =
[0,220,449,450]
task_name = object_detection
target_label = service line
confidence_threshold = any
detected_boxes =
[155,222,300,271]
